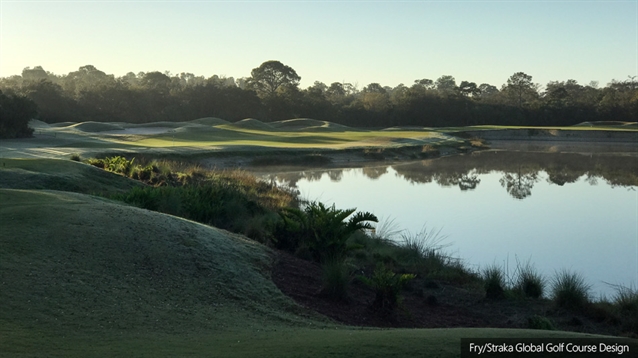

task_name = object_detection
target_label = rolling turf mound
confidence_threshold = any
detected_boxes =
[271,118,354,132]
[0,189,320,334]
[47,121,77,127]
[0,158,142,195]
[190,117,231,126]
[28,119,51,129]
[68,122,126,132]
[229,118,276,131]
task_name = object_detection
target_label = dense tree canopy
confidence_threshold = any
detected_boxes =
[247,60,301,98]
[0,63,636,128]
[0,91,37,138]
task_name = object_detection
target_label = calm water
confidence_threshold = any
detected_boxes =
[258,150,638,297]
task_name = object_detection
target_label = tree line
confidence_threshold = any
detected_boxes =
[1,61,636,135]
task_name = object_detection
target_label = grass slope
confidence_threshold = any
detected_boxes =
[1,159,634,357]
[0,158,142,195]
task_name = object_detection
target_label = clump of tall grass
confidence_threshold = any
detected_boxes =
[610,284,638,334]
[483,264,507,300]
[397,226,456,273]
[514,261,545,299]
[551,269,591,311]
[400,226,448,260]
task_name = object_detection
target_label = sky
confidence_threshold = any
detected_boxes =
[1,0,637,90]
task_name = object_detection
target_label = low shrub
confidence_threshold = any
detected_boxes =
[276,201,377,262]
[528,315,555,330]
[320,259,352,301]
[551,269,591,311]
[359,263,415,314]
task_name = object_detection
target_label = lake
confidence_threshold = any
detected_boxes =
[256,147,638,298]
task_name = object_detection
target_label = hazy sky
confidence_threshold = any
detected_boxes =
[1,0,636,90]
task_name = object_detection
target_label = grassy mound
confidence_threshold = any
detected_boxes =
[230,118,276,131]
[271,118,354,132]
[47,121,76,127]
[0,158,142,195]
[190,117,231,126]
[28,119,51,129]
[0,189,316,334]
[69,122,125,132]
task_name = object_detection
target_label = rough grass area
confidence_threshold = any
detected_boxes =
[0,158,143,195]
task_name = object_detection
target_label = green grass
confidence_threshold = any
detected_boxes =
[2,148,636,356]
[4,118,635,161]
[4,325,623,358]
[0,158,142,195]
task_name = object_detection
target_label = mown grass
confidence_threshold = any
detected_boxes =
[5,324,626,358]
[0,158,142,195]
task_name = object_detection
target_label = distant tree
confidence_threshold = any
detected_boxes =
[138,71,172,95]
[478,83,499,98]
[505,72,536,108]
[459,81,480,97]
[248,60,301,97]
[21,80,80,122]
[64,65,115,97]
[309,81,328,93]
[435,75,458,95]
[363,83,387,94]
[0,91,37,138]
[21,66,49,82]
[414,78,434,90]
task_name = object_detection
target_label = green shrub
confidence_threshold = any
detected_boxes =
[276,201,377,262]
[528,315,555,330]
[70,154,81,162]
[359,263,415,314]
[483,264,506,300]
[320,259,352,301]
[551,269,591,311]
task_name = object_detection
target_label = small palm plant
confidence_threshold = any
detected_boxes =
[359,263,416,314]
[277,201,378,262]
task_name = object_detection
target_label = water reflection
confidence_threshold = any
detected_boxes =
[263,151,638,200]
[499,168,538,200]
[255,149,637,296]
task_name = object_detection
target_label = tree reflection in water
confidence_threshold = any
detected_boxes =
[499,168,539,199]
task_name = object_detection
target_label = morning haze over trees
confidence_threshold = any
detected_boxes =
[1,60,637,138]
